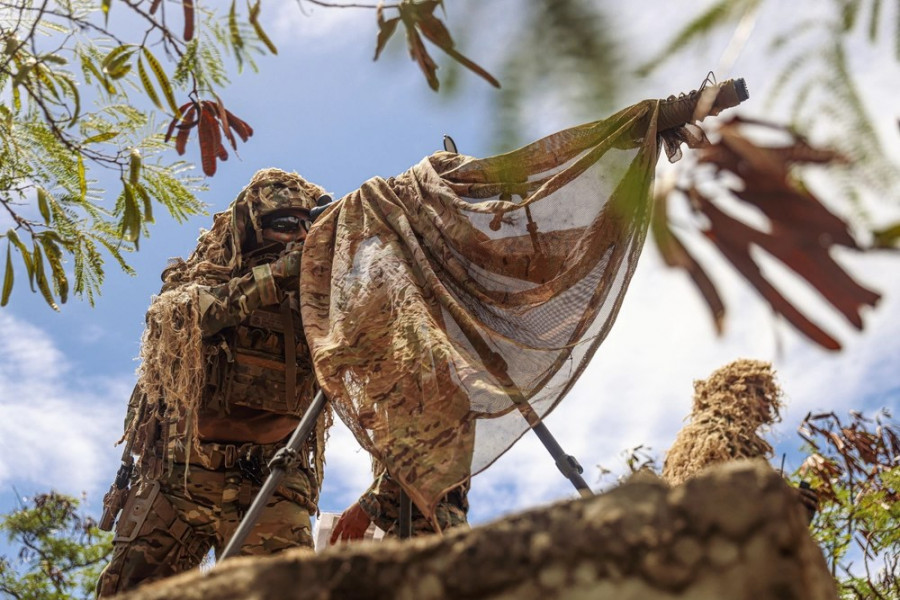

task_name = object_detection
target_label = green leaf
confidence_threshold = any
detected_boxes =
[135,182,154,224]
[129,148,142,185]
[56,73,81,127]
[77,154,87,199]
[102,45,135,80]
[82,131,119,144]
[39,235,68,304]
[141,47,181,119]
[82,55,115,95]
[248,0,278,54]
[32,243,59,311]
[635,0,761,75]
[120,181,141,246]
[102,0,112,24]
[40,53,68,65]
[137,56,164,111]
[229,0,243,50]
[868,0,881,42]
[6,229,35,291]
[34,64,61,100]
[872,221,900,248]
[2,243,13,307]
[37,188,52,224]
[12,61,36,87]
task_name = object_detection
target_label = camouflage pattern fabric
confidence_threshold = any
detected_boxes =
[97,460,315,596]
[359,471,469,537]
[100,169,331,596]
[300,81,747,521]
[129,168,330,484]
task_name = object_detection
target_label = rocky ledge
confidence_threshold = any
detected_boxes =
[119,460,837,600]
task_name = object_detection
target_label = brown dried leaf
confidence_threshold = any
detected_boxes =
[403,21,439,91]
[692,190,842,350]
[651,191,724,332]
[224,108,253,142]
[374,4,401,61]
[183,0,195,41]
[408,2,500,88]
[210,97,237,151]
[677,117,881,350]
[198,108,221,176]
[164,101,194,143]
[173,102,198,155]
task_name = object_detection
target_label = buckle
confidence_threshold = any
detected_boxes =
[237,453,264,485]
[223,445,238,468]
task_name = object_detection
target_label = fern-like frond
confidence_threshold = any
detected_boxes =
[141,161,206,223]
[636,0,763,75]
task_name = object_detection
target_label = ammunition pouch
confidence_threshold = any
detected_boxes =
[212,304,316,418]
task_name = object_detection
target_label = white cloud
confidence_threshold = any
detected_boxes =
[0,313,126,497]
[265,2,369,50]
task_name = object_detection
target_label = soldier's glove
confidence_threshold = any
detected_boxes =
[252,249,301,305]
[271,249,302,286]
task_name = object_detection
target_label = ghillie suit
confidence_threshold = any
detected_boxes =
[662,358,783,486]
[98,169,333,596]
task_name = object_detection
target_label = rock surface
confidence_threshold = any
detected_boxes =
[118,460,837,600]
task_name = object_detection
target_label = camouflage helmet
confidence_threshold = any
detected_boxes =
[232,168,328,249]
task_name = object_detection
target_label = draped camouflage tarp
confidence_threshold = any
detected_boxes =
[300,79,748,519]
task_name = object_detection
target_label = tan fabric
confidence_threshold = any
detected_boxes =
[300,81,744,519]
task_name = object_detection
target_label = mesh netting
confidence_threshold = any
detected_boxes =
[300,81,746,517]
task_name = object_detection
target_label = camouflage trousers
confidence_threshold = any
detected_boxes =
[97,459,316,597]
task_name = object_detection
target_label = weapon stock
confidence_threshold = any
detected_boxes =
[99,386,144,532]
[99,456,134,531]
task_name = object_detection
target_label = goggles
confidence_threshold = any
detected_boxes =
[261,213,310,233]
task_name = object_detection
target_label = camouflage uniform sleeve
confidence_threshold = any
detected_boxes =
[358,470,471,535]
[196,265,281,336]
[357,471,403,533]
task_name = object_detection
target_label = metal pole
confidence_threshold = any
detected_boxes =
[530,420,593,498]
[219,388,328,562]
[398,489,413,539]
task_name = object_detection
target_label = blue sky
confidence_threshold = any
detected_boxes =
[1,0,898,551]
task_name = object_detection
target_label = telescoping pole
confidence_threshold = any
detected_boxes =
[219,388,328,562]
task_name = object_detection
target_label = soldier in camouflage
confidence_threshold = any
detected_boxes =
[97,169,331,596]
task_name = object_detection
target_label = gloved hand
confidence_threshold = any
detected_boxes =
[270,249,302,289]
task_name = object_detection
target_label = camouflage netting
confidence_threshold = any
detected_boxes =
[662,358,784,486]
[300,81,749,519]
[129,168,328,478]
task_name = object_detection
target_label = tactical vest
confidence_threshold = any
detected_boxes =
[209,298,316,417]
